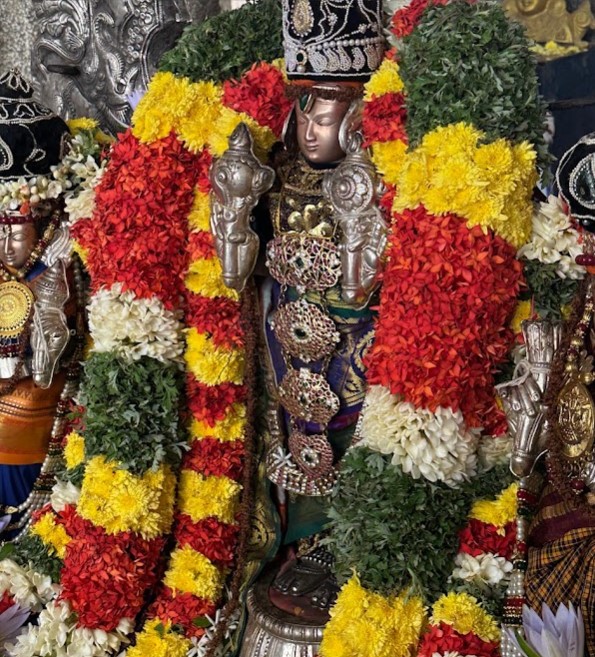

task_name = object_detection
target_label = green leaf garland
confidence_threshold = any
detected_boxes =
[325,446,512,599]
[79,353,185,475]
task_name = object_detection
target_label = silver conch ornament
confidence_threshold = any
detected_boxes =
[30,258,71,389]
[323,131,387,308]
[496,319,563,477]
[210,123,275,293]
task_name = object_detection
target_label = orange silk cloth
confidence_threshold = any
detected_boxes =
[0,373,66,465]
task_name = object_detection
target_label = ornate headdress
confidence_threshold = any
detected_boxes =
[557,132,595,233]
[0,70,70,222]
[282,0,385,82]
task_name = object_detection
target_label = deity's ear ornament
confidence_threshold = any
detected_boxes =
[557,132,595,235]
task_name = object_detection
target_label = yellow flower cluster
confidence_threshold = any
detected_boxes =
[431,592,500,642]
[190,402,247,443]
[188,190,211,233]
[469,483,518,529]
[370,139,408,187]
[364,58,404,100]
[63,431,85,470]
[164,545,225,601]
[67,117,98,132]
[78,457,176,539]
[394,123,537,248]
[132,71,276,158]
[31,512,71,559]
[186,328,245,386]
[185,257,239,301]
[71,240,89,267]
[177,470,241,524]
[128,619,191,657]
[320,576,426,657]
[510,300,532,334]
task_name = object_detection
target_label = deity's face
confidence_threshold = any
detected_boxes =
[295,95,351,165]
[0,222,37,270]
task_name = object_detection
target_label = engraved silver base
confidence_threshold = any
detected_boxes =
[239,574,325,657]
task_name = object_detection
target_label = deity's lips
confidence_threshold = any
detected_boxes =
[576,253,595,266]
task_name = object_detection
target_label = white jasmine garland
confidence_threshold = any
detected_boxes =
[451,552,513,587]
[0,560,57,612]
[518,195,585,279]
[64,158,106,225]
[6,600,132,657]
[359,386,479,487]
[88,284,185,363]
[50,481,81,513]
[187,607,240,657]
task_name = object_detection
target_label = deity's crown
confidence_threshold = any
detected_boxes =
[557,132,595,234]
[0,70,70,183]
[282,0,385,82]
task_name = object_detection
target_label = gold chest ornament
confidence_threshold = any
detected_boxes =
[0,280,35,339]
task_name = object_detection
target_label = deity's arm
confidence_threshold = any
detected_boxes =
[210,123,275,293]
[323,131,387,308]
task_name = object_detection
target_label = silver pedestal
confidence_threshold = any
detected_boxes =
[239,575,325,657]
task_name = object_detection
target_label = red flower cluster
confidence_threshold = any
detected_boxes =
[186,295,244,350]
[149,587,217,638]
[184,438,244,480]
[223,62,293,138]
[73,130,200,310]
[391,0,448,38]
[59,511,165,630]
[174,515,240,568]
[365,207,523,432]
[186,376,245,425]
[188,230,216,261]
[195,149,213,194]
[0,592,15,614]
[417,622,499,657]
[362,92,407,146]
[458,519,516,560]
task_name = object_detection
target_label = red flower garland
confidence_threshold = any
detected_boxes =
[73,130,200,311]
[173,515,240,568]
[391,0,449,38]
[186,295,244,350]
[223,62,293,138]
[362,92,407,147]
[186,377,246,425]
[458,519,516,560]
[149,588,217,637]
[365,206,523,433]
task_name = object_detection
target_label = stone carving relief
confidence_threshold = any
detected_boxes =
[31,0,221,134]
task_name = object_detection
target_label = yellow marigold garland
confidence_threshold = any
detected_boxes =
[320,575,426,657]
[364,58,404,99]
[431,592,500,643]
[31,512,71,559]
[369,140,408,187]
[188,190,211,232]
[177,470,242,524]
[164,545,226,601]
[185,257,239,300]
[185,328,245,385]
[469,483,518,529]
[190,402,247,442]
[126,619,192,657]
[77,457,176,539]
[63,431,85,470]
[394,123,537,248]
